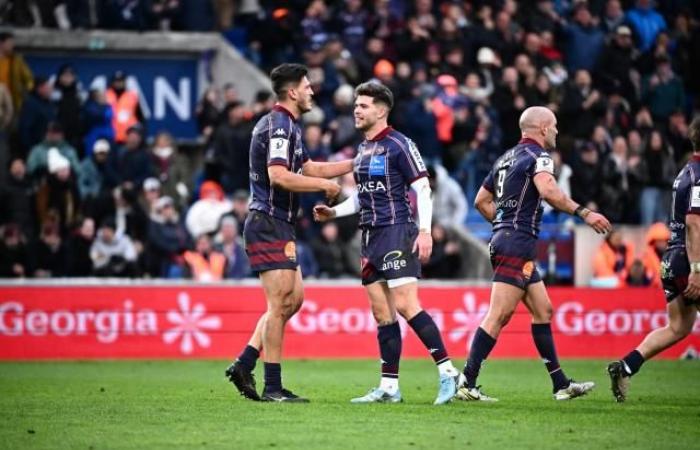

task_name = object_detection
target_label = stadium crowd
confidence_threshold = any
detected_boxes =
[0,0,699,282]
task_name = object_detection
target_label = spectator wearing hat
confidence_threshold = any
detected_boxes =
[66,217,95,276]
[185,180,232,238]
[150,131,191,209]
[18,76,55,155]
[79,139,118,202]
[90,218,138,277]
[105,70,143,144]
[0,31,33,114]
[183,233,227,282]
[112,124,152,191]
[596,25,639,100]
[52,64,85,154]
[0,158,35,238]
[82,88,115,156]
[214,215,250,279]
[36,148,81,233]
[146,195,189,277]
[26,121,80,179]
[33,223,67,277]
[212,101,253,194]
[140,177,162,217]
[0,224,30,277]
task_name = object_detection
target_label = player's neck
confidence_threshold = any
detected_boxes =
[520,134,545,148]
[274,101,300,120]
[364,121,390,141]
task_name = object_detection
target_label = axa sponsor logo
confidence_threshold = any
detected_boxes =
[381,250,407,271]
[0,292,221,354]
[357,180,387,193]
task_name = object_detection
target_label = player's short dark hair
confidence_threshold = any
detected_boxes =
[690,116,700,151]
[270,64,308,99]
[354,81,394,110]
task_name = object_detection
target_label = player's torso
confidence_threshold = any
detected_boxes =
[249,110,306,222]
[491,144,545,236]
[353,132,413,227]
[667,159,700,248]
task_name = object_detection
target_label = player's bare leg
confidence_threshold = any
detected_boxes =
[259,267,308,402]
[457,282,522,402]
[608,297,698,402]
[523,282,594,400]
[225,313,266,401]
[351,282,403,403]
[391,281,460,404]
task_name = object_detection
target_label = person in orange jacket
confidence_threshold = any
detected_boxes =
[105,71,144,144]
[183,233,226,282]
[641,222,671,287]
[593,228,634,284]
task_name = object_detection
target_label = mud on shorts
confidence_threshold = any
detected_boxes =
[489,228,542,290]
[360,223,421,286]
[660,247,690,303]
[243,210,298,274]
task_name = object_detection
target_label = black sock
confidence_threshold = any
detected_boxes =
[408,310,449,364]
[263,362,281,393]
[622,350,645,376]
[463,327,496,388]
[378,321,402,379]
[531,323,569,392]
[236,345,260,372]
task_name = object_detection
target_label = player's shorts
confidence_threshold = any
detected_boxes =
[243,210,298,274]
[489,228,542,290]
[360,223,421,286]
[660,247,689,303]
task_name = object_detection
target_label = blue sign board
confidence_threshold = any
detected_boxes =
[25,54,200,139]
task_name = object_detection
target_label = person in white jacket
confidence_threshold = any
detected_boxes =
[427,163,468,226]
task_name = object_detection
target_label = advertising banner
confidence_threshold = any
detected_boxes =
[1,285,698,359]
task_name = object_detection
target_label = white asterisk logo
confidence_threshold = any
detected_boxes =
[163,292,222,354]
[450,292,489,349]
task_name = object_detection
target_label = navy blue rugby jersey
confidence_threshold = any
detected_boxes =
[482,138,555,237]
[354,127,428,227]
[248,105,309,223]
[667,155,700,249]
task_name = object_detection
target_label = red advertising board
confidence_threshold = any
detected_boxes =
[0,284,698,359]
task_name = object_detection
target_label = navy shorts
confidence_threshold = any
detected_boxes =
[243,210,298,274]
[489,229,542,290]
[360,223,421,286]
[660,247,689,303]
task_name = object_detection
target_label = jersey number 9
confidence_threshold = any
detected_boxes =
[496,169,506,198]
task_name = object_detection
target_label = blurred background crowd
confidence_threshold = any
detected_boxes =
[0,0,698,285]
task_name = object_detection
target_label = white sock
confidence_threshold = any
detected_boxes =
[437,360,458,377]
[380,377,399,395]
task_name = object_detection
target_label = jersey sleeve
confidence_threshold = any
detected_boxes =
[396,138,428,183]
[267,120,292,167]
[482,170,494,193]
[532,151,555,176]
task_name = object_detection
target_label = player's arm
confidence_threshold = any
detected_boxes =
[683,205,700,299]
[474,186,496,222]
[411,176,433,264]
[533,171,611,234]
[268,165,340,200]
[302,159,354,179]
[313,192,360,222]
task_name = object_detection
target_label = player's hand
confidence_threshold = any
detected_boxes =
[683,272,700,300]
[584,211,612,234]
[313,204,336,222]
[322,180,341,203]
[412,231,433,264]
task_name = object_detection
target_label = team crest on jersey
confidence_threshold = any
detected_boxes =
[374,146,386,155]
[273,128,287,136]
[284,241,297,262]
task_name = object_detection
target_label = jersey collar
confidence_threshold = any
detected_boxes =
[272,104,297,121]
[368,126,393,142]
[691,153,700,162]
[518,137,542,148]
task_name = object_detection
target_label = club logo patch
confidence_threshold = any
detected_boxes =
[522,261,535,279]
[284,241,297,262]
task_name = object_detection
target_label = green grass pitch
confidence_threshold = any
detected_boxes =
[1,359,699,449]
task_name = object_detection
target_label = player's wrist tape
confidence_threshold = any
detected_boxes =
[574,206,590,219]
[690,262,700,274]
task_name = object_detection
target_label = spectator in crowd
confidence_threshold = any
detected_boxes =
[140,177,162,217]
[492,67,526,147]
[596,25,638,100]
[78,139,118,206]
[102,0,149,30]
[183,233,226,282]
[215,215,250,279]
[637,130,676,225]
[0,31,33,114]
[105,71,143,145]
[52,64,85,154]
[561,3,605,73]
[310,221,353,279]
[230,189,249,233]
[33,223,67,277]
[212,101,252,194]
[112,185,149,247]
[625,0,666,53]
[90,218,138,277]
[641,222,670,288]
[642,56,685,123]
[149,0,182,30]
[185,180,232,238]
[592,228,634,286]
[36,148,81,233]
[599,136,633,223]
[0,82,12,186]
[18,76,55,155]
[571,142,601,213]
[667,110,693,164]
[427,163,468,225]
[82,88,114,155]
[146,195,188,277]
[0,224,30,278]
[112,124,152,191]
[561,70,606,139]
[26,121,81,180]
[600,0,626,34]
[0,158,35,237]
[304,123,332,162]
[195,87,221,140]
[150,131,190,209]
[66,217,95,277]
[625,259,653,286]
[423,223,462,279]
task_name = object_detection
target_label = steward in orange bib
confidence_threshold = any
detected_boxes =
[105,71,144,144]
[184,234,226,282]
